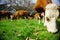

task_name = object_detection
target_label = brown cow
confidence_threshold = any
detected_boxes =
[34,0,52,12]
[0,10,11,20]
[33,0,52,20]
[11,10,28,20]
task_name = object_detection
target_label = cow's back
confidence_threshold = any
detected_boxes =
[34,0,52,11]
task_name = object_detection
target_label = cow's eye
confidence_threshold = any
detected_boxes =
[46,17,50,22]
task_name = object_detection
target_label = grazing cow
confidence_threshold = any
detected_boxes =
[0,10,11,20]
[34,0,52,20]
[11,10,28,20]
[44,3,59,33]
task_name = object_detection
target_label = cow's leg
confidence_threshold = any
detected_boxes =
[44,17,48,26]
[38,17,41,24]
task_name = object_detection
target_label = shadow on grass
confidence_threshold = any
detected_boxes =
[56,20,60,31]
[56,20,60,40]
[0,32,5,40]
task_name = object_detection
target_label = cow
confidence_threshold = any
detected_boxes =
[0,10,11,20]
[44,3,59,33]
[34,0,52,20]
[11,10,28,20]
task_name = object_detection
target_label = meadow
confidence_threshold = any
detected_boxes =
[0,19,60,40]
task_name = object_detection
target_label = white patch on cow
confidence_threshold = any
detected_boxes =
[46,17,58,33]
[44,3,59,33]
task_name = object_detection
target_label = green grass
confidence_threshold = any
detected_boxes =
[0,19,60,40]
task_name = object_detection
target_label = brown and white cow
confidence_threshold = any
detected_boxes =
[34,0,52,20]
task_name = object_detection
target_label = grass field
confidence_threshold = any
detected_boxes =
[0,19,60,40]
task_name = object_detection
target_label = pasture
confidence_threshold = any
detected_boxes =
[0,19,60,40]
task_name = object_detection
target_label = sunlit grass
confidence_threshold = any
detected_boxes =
[0,19,60,40]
